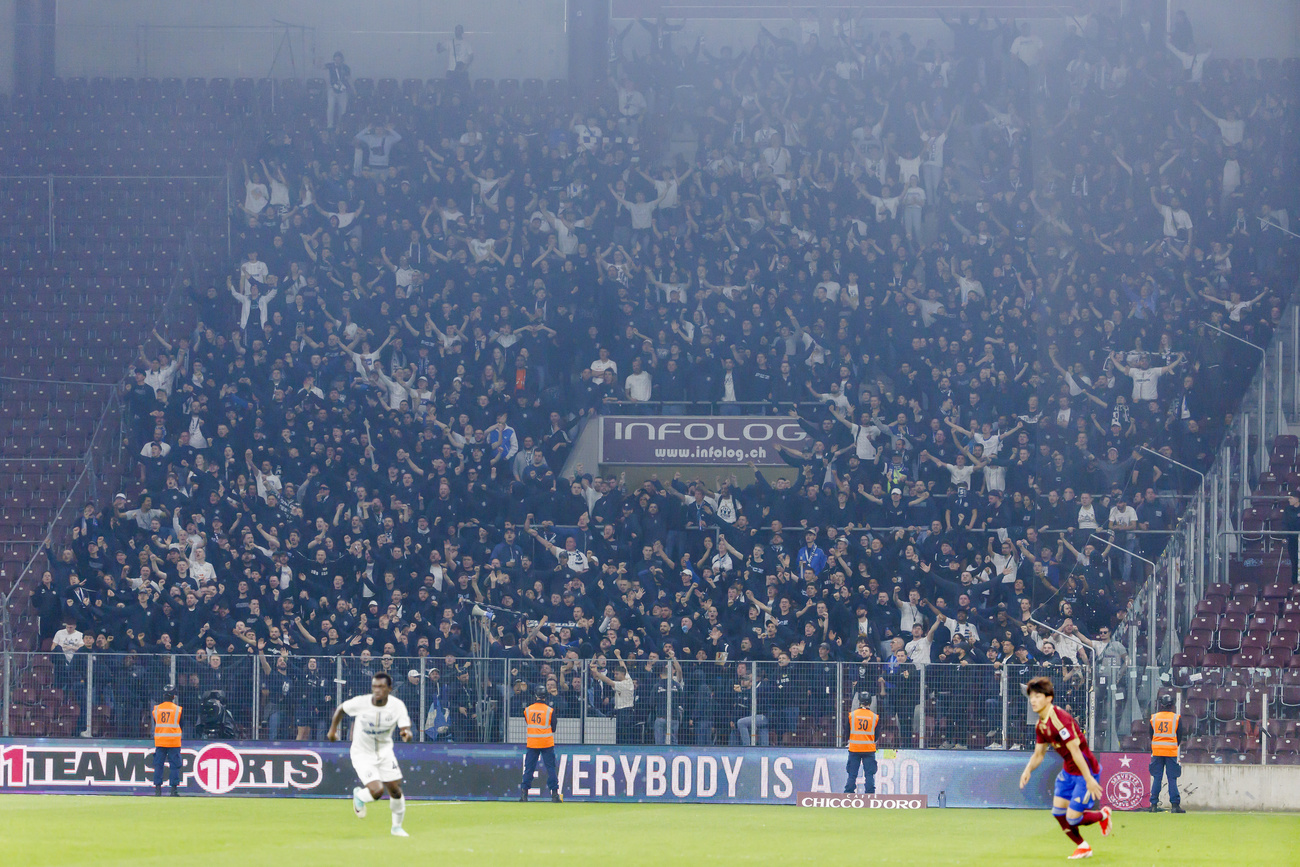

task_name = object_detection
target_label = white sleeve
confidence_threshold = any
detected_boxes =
[340,695,364,717]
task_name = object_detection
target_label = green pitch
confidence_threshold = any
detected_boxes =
[2,796,1296,866]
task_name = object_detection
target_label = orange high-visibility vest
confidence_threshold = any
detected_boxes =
[153,701,183,748]
[847,706,878,753]
[1151,711,1180,757]
[525,702,555,748]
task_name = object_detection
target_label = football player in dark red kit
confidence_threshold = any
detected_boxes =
[1018,676,1112,859]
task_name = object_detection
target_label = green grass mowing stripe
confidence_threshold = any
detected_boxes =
[0,797,1297,866]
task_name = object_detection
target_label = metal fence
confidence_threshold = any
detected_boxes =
[4,652,1101,751]
[0,390,127,651]
[1113,303,1300,736]
[1131,665,1300,766]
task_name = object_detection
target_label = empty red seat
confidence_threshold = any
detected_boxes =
[1224,598,1253,616]
[1197,597,1226,615]
[1270,631,1299,653]
[1220,613,1248,631]
[1214,688,1245,720]
[1232,649,1263,667]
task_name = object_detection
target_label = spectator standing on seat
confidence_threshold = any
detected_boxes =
[844,694,879,794]
[1148,693,1184,813]
[152,686,183,796]
[1280,495,1300,582]
[51,616,84,691]
[519,687,562,802]
[441,25,474,89]
[325,52,352,129]
[590,655,635,743]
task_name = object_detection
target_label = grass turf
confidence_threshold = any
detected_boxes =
[1,796,1296,866]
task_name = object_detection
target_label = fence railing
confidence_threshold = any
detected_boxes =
[3,653,1100,751]
[0,170,234,646]
[1148,665,1298,766]
[0,390,126,648]
[14,652,1296,763]
[1112,301,1300,743]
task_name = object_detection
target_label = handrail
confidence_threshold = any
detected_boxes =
[1,389,124,644]
[0,174,228,180]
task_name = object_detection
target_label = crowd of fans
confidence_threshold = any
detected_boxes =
[30,8,1297,745]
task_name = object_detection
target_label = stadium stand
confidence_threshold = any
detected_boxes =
[5,11,1299,752]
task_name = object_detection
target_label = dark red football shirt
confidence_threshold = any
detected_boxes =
[1035,706,1099,776]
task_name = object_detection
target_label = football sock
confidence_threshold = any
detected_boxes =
[355,787,377,803]
[390,795,406,828]
[1055,814,1083,844]
[1080,810,1104,826]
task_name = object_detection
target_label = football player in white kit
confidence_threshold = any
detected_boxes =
[327,672,413,837]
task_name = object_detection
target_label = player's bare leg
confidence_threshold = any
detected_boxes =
[353,780,385,819]
[384,780,408,836]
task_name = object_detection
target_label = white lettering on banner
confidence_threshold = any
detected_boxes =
[870,758,921,796]
[760,756,769,798]
[646,755,668,797]
[652,446,769,460]
[0,743,323,792]
[811,758,831,793]
[776,423,804,441]
[1105,771,1145,810]
[697,757,718,798]
[721,756,743,798]
[671,756,692,798]
[876,758,893,793]
[542,754,568,797]
[796,792,929,809]
[684,423,712,441]
[619,754,641,797]
[773,757,794,799]
[594,754,616,796]
[899,759,920,795]
[610,418,807,445]
[570,755,589,797]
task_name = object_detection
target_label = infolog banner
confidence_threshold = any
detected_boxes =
[0,740,1148,807]
[600,416,809,466]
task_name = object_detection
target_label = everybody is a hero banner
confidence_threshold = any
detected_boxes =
[0,740,1148,808]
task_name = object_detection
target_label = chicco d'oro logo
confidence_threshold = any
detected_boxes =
[1105,771,1146,810]
[193,744,242,794]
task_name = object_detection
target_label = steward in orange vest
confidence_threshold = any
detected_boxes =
[1147,693,1183,812]
[845,699,879,794]
[519,687,562,803]
[152,686,183,796]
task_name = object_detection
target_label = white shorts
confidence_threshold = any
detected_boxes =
[352,751,402,784]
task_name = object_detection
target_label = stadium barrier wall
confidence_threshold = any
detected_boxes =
[0,739,1149,809]
[1179,763,1300,812]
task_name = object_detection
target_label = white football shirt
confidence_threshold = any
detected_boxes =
[341,694,410,755]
